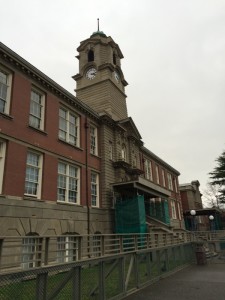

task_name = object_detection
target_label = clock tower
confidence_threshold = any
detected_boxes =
[73,31,128,121]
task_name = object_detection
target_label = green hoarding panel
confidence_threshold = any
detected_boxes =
[115,195,147,234]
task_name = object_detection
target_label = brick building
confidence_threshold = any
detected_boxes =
[0,30,184,238]
[180,180,222,230]
[179,180,203,212]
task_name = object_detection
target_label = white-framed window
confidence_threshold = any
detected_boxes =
[167,173,173,190]
[91,233,101,257]
[57,162,80,204]
[144,159,153,181]
[132,155,137,167]
[29,88,45,130]
[59,107,80,147]
[121,144,127,162]
[22,235,41,269]
[177,202,182,220]
[0,66,12,115]
[155,165,160,184]
[150,198,156,216]
[174,177,178,193]
[25,151,43,198]
[171,200,177,219]
[109,141,113,160]
[57,236,78,263]
[162,169,166,187]
[91,172,99,207]
[0,140,6,194]
[90,125,98,155]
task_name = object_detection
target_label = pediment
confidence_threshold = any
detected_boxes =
[117,117,142,141]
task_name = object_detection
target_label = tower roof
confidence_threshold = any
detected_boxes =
[77,34,124,59]
[90,30,107,38]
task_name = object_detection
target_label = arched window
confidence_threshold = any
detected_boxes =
[109,141,113,160]
[121,144,127,162]
[113,53,117,65]
[22,233,41,269]
[57,233,79,263]
[88,49,94,62]
[92,231,101,257]
[132,155,137,167]
[144,159,153,181]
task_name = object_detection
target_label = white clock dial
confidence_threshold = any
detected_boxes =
[114,71,120,82]
[86,67,97,80]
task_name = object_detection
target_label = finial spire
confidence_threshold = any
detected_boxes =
[97,18,99,31]
[90,19,106,38]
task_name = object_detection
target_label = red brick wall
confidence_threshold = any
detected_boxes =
[1,67,101,205]
[180,191,189,211]
[42,155,58,202]
[3,141,26,197]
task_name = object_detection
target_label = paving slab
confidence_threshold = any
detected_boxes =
[123,264,225,300]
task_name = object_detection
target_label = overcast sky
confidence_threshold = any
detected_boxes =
[1,0,225,203]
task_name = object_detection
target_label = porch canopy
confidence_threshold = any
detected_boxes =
[112,176,171,199]
[183,208,221,216]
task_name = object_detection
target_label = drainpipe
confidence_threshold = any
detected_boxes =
[85,117,90,235]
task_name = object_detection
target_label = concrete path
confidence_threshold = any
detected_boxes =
[123,264,225,300]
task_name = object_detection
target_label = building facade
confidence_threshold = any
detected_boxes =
[0,31,184,238]
[180,180,203,212]
[180,180,222,230]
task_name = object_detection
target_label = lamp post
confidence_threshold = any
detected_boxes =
[190,209,196,231]
[209,215,214,231]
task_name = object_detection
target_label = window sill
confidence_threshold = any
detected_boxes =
[90,153,101,159]
[58,138,83,151]
[23,195,43,201]
[28,125,48,135]
[57,201,81,206]
[0,112,13,120]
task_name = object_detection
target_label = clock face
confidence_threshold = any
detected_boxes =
[86,67,97,80]
[114,71,120,82]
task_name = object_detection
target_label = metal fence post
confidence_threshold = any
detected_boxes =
[181,244,185,264]
[134,235,138,250]
[99,261,105,300]
[172,246,176,267]
[119,256,126,294]
[165,248,169,271]
[146,234,150,249]
[36,272,48,300]
[178,245,182,265]
[146,251,151,279]
[44,237,49,266]
[155,234,159,248]
[77,236,82,260]
[134,253,139,288]
[72,266,81,300]
[101,235,105,256]
[156,250,161,276]
[0,238,3,269]
[119,235,123,253]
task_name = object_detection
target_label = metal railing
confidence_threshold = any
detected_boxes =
[1,231,225,299]
[0,232,193,273]
[192,230,225,263]
[192,230,225,242]
[0,240,194,300]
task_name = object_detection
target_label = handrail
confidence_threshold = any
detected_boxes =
[192,230,225,242]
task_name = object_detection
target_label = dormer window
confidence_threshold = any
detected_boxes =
[88,49,94,62]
